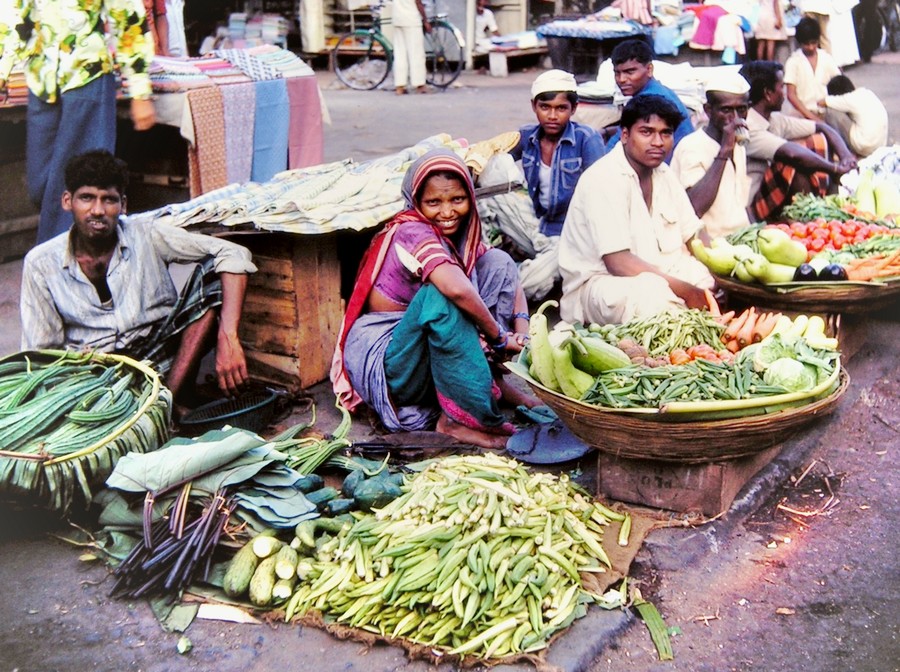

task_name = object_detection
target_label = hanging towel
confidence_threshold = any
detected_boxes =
[251,79,290,182]
[220,82,256,184]
[186,87,228,197]
[286,76,324,169]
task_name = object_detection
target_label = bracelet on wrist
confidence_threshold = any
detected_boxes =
[491,331,509,351]
[512,312,530,322]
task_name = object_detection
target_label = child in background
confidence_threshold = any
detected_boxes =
[820,75,888,158]
[784,17,841,120]
[754,0,787,60]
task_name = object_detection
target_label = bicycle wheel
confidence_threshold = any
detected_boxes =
[425,23,464,88]
[332,31,392,91]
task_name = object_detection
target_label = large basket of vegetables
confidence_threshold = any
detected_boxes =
[507,305,848,463]
[0,350,171,512]
[692,194,900,314]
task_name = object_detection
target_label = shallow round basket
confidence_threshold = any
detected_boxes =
[715,273,900,314]
[0,350,171,513]
[179,387,281,436]
[525,369,849,464]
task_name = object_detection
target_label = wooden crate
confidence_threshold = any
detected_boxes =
[596,445,783,517]
[231,232,343,392]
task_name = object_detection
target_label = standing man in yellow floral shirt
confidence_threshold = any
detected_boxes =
[0,0,157,244]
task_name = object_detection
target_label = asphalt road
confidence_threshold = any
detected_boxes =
[0,56,898,672]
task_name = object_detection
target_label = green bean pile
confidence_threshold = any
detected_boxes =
[582,358,788,409]
[592,309,726,357]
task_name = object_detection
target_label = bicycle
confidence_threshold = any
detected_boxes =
[331,2,465,91]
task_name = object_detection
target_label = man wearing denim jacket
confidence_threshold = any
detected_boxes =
[510,70,606,237]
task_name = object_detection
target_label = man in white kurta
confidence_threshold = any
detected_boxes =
[672,70,752,238]
[559,95,714,326]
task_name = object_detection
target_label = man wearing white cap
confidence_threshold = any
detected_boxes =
[509,69,606,237]
[672,70,753,238]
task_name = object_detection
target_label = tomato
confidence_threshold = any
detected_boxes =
[853,233,867,244]
[811,226,829,239]
[831,233,848,249]
[776,223,792,233]
[790,222,808,236]
[809,237,827,252]
[841,221,859,236]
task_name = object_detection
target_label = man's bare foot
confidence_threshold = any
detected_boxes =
[436,413,511,450]
[496,376,540,408]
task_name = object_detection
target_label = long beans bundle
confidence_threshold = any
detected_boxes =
[582,358,787,409]
[0,350,170,511]
[592,309,726,356]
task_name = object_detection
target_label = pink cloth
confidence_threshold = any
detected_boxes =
[286,76,324,169]
[689,4,727,47]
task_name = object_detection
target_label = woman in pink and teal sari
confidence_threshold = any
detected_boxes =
[331,148,532,449]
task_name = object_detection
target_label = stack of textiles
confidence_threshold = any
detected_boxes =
[126,134,464,236]
[229,13,248,39]
[145,47,325,196]
[1,64,27,107]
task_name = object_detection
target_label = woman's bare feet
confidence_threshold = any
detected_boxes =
[496,375,540,409]
[436,413,511,450]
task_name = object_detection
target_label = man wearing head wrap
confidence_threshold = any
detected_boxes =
[671,70,753,238]
[508,69,606,238]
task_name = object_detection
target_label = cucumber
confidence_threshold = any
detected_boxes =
[222,539,260,597]
[323,498,355,516]
[571,334,632,375]
[294,473,325,493]
[306,486,340,508]
[274,545,300,580]
[249,555,278,607]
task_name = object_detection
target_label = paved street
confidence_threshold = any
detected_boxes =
[0,55,898,672]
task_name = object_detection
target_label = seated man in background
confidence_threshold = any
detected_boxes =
[559,95,714,326]
[820,74,888,158]
[604,39,695,159]
[474,0,501,55]
[672,70,753,238]
[740,60,857,222]
[20,151,258,414]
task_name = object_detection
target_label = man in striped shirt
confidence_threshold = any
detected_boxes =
[20,151,258,413]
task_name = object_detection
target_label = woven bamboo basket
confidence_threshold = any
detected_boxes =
[0,350,172,512]
[715,273,900,314]
[511,365,849,464]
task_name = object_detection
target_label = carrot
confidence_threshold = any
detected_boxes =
[752,312,780,342]
[736,307,758,348]
[725,338,740,353]
[715,310,736,325]
[704,289,721,316]
[722,308,751,342]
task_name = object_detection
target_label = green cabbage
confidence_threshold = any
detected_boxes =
[763,358,818,392]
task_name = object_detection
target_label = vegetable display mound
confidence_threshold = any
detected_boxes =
[282,454,630,661]
[0,350,171,512]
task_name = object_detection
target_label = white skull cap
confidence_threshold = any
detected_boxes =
[531,69,578,98]
[705,69,751,96]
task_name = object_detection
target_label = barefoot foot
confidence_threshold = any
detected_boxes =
[436,413,511,450]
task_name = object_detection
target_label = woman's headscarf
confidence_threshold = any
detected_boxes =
[399,147,485,276]
[331,147,486,410]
